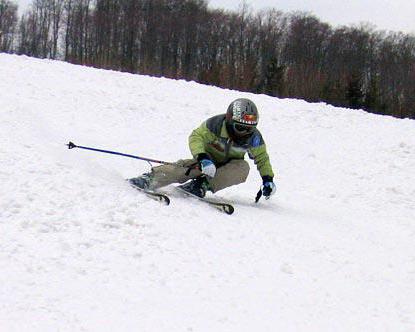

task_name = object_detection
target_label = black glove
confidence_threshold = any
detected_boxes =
[262,176,276,198]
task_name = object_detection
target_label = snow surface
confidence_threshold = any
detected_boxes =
[0,53,414,332]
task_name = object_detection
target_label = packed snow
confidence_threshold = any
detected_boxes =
[0,54,414,331]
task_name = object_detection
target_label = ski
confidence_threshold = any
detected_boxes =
[175,186,234,215]
[128,179,233,213]
[143,190,171,205]
[129,183,170,205]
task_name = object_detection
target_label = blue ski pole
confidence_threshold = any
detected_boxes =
[66,141,175,165]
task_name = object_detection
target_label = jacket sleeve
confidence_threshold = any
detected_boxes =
[188,121,215,158]
[249,134,275,178]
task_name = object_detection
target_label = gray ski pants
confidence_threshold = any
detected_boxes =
[149,159,250,192]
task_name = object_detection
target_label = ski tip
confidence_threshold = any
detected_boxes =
[162,196,171,205]
[224,204,234,215]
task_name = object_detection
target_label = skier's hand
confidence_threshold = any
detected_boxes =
[200,159,216,178]
[196,153,216,178]
[262,176,276,199]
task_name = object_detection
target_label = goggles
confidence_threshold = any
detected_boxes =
[233,122,255,135]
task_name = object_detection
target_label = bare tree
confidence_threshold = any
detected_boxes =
[11,0,415,119]
[0,0,18,52]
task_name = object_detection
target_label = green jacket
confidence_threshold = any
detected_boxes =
[189,114,274,178]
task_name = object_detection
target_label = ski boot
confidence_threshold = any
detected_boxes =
[128,173,153,190]
[179,176,210,198]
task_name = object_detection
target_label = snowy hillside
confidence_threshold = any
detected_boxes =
[1,53,414,332]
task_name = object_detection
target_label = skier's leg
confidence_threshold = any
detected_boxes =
[148,159,202,189]
[208,159,250,192]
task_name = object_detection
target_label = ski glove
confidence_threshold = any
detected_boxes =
[197,154,216,178]
[200,159,216,178]
[262,176,276,198]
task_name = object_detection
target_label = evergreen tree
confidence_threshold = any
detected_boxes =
[364,75,382,113]
[346,74,364,109]
[262,58,286,97]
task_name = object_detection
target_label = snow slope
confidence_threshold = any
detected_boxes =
[1,54,414,332]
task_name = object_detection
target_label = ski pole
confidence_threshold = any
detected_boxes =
[255,189,262,203]
[66,141,175,165]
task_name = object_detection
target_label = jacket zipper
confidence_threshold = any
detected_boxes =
[224,138,232,161]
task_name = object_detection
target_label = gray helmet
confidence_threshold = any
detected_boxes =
[226,98,259,137]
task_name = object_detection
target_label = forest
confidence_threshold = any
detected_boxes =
[1,0,414,119]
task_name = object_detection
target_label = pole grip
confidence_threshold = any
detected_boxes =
[185,162,200,176]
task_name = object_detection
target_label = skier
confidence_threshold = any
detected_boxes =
[129,98,276,199]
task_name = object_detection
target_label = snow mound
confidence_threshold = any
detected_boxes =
[1,54,414,331]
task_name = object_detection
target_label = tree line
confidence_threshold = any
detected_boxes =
[1,0,414,119]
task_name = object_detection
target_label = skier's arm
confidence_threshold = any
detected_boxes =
[188,121,216,158]
[250,145,274,178]
[248,135,274,178]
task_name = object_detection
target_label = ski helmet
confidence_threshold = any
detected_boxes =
[226,98,259,137]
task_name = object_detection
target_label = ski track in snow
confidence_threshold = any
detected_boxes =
[0,54,414,331]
